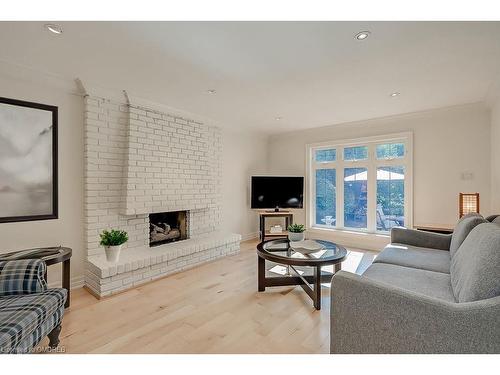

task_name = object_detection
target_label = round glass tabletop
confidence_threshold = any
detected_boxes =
[256,239,347,267]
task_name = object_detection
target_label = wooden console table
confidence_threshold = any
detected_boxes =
[259,211,293,242]
[0,246,72,308]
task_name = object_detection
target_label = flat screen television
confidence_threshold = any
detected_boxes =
[251,176,304,211]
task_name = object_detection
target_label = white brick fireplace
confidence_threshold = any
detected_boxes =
[83,94,240,297]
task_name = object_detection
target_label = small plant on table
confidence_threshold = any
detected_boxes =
[288,223,306,242]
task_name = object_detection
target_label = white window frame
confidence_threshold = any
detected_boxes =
[306,132,413,234]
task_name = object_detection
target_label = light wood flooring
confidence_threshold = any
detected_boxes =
[42,240,376,354]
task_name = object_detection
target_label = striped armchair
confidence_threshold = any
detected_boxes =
[0,259,67,354]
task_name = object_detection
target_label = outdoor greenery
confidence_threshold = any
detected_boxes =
[315,166,404,228]
[315,148,336,162]
[288,223,306,233]
[344,146,368,161]
[100,229,129,247]
[376,143,405,159]
[315,169,336,224]
[377,181,404,214]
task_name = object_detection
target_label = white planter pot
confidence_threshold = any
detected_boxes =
[288,232,305,242]
[104,245,122,262]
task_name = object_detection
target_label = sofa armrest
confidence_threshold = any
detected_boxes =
[0,259,47,296]
[390,227,451,250]
[330,271,500,353]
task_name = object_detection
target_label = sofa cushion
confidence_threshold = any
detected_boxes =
[492,216,500,225]
[0,288,66,353]
[362,263,456,302]
[451,223,500,302]
[0,259,47,297]
[374,243,450,273]
[450,216,487,257]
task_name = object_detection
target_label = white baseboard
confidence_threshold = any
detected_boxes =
[48,275,85,290]
[241,232,260,242]
[307,228,388,251]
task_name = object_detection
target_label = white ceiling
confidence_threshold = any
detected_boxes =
[1,21,500,134]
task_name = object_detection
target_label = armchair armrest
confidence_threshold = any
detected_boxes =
[330,271,500,353]
[390,226,451,250]
[0,259,47,296]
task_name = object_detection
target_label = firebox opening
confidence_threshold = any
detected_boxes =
[149,210,189,247]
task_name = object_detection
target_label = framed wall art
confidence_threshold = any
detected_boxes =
[0,97,58,223]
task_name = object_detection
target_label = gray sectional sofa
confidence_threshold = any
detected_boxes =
[330,213,500,353]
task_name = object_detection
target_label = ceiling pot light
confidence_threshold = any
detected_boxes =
[390,92,401,97]
[45,23,63,35]
[275,117,283,121]
[354,31,370,40]
[207,89,216,94]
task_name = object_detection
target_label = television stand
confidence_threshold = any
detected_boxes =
[259,211,293,242]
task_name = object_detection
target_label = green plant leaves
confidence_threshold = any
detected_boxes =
[100,229,129,247]
[287,223,305,233]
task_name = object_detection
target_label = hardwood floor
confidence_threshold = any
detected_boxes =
[45,240,376,354]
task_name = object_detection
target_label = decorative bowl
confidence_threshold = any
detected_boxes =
[289,240,324,254]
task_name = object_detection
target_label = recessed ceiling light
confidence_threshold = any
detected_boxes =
[390,92,401,97]
[355,31,370,40]
[44,23,63,35]
[207,89,216,94]
[275,117,283,121]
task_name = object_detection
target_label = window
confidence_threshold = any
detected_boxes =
[344,146,368,161]
[308,134,412,233]
[376,143,405,159]
[315,169,336,227]
[376,166,405,231]
[344,168,368,229]
[315,149,336,163]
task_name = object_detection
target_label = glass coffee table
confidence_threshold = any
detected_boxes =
[256,239,347,310]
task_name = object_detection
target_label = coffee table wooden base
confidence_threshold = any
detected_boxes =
[258,256,341,310]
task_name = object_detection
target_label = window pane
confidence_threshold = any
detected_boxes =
[344,146,368,161]
[344,168,367,229]
[315,169,336,227]
[377,166,405,231]
[376,143,405,159]
[315,149,336,162]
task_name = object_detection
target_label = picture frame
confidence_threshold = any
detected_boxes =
[0,96,58,223]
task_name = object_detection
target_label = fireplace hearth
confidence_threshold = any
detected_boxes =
[149,211,189,247]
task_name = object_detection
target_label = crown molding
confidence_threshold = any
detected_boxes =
[76,78,128,103]
[0,61,220,127]
[269,101,487,139]
[77,79,222,128]
[0,59,82,95]
[125,92,221,128]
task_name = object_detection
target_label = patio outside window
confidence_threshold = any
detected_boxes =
[307,133,412,234]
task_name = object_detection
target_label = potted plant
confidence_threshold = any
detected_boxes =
[100,229,128,262]
[288,223,306,242]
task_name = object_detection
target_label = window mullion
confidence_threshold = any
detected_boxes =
[367,145,377,233]
[337,158,344,229]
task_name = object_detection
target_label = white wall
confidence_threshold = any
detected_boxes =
[0,68,85,288]
[491,90,500,213]
[268,103,492,231]
[0,63,268,291]
[222,130,268,240]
